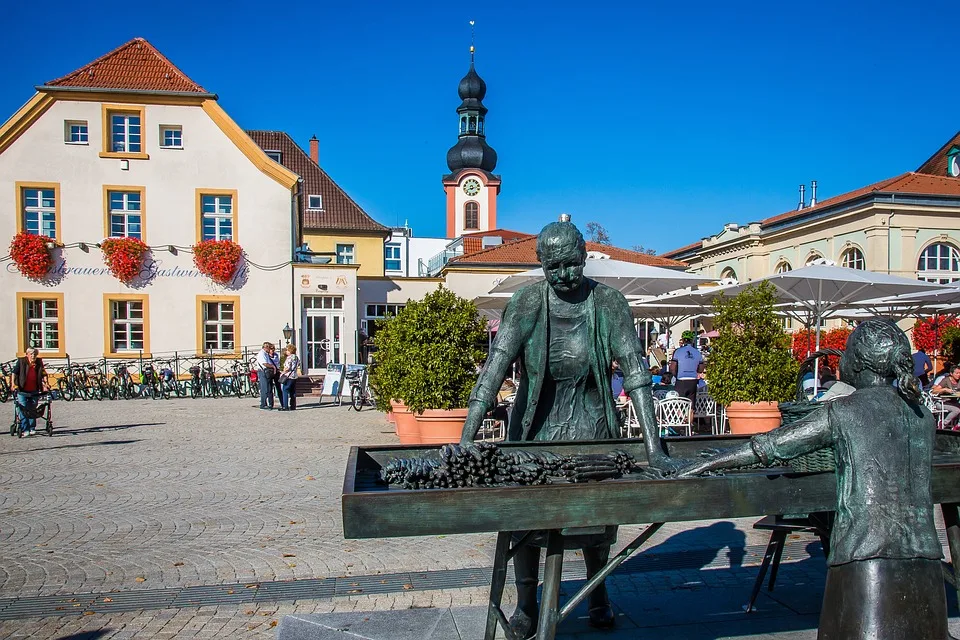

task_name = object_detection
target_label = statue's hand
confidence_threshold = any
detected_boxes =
[674,458,719,478]
[646,454,688,474]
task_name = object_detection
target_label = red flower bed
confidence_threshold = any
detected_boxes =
[791,326,852,369]
[101,237,148,283]
[913,316,960,354]
[9,232,53,280]
[192,239,243,285]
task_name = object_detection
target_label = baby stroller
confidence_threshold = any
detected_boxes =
[10,392,53,437]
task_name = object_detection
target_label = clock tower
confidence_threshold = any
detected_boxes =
[443,43,500,238]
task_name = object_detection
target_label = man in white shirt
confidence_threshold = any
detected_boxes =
[669,331,704,402]
[256,342,277,410]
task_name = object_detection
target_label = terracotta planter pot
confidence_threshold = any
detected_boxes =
[415,408,469,445]
[386,411,396,424]
[726,401,782,434]
[391,401,420,444]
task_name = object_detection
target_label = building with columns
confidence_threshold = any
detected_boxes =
[662,133,960,287]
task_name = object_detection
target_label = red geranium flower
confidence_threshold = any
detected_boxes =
[192,239,243,285]
[9,232,53,280]
[101,237,149,284]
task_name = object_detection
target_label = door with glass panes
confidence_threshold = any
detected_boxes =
[302,296,344,374]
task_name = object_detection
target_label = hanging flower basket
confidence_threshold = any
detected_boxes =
[9,232,54,280]
[101,237,149,284]
[192,239,243,285]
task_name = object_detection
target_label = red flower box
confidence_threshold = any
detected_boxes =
[192,239,243,285]
[101,237,148,284]
[9,232,53,280]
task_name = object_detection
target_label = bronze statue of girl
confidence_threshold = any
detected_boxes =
[680,318,953,639]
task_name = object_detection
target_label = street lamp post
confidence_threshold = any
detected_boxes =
[282,323,293,345]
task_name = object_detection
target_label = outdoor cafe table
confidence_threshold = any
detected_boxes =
[342,434,960,640]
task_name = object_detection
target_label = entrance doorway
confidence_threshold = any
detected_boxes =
[302,296,344,374]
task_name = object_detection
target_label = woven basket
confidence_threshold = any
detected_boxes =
[777,400,835,473]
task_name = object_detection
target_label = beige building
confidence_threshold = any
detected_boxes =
[662,133,960,288]
[1,39,300,362]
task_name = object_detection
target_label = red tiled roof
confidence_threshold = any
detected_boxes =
[761,172,960,227]
[44,38,207,94]
[917,130,960,176]
[663,171,960,257]
[459,229,534,256]
[450,237,687,268]
[246,131,388,234]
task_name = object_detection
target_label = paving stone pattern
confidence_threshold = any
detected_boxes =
[0,397,955,639]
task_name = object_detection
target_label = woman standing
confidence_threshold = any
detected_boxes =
[278,344,300,411]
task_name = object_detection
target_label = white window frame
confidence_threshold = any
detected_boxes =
[265,150,282,163]
[159,125,183,149]
[841,247,865,270]
[918,243,960,283]
[336,244,355,265]
[22,188,57,238]
[201,194,234,241]
[775,261,792,274]
[110,112,142,153]
[108,190,143,239]
[307,195,323,210]
[203,302,235,352]
[64,120,88,144]
[384,243,402,271]
[25,299,60,351]
[365,303,405,318]
[111,300,145,352]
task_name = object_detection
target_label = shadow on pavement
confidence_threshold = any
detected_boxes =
[54,631,110,640]
[54,423,164,436]
[0,439,142,455]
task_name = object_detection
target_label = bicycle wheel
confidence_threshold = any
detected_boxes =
[0,379,11,403]
[108,378,119,401]
[191,380,202,398]
[351,385,364,411]
[56,378,74,402]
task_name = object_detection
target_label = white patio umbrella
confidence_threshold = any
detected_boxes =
[487,259,713,297]
[840,284,960,321]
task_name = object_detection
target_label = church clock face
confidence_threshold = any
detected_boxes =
[462,179,481,196]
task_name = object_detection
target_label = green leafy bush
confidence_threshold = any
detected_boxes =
[707,281,799,407]
[369,286,487,414]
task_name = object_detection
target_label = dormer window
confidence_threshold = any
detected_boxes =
[948,147,960,177]
[265,150,282,163]
[307,195,323,210]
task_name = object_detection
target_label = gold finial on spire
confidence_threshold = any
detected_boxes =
[469,20,475,63]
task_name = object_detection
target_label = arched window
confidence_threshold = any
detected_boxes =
[805,252,824,266]
[464,202,479,230]
[719,267,737,282]
[918,243,960,283]
[840,247,865,270]
[775,261,792,274]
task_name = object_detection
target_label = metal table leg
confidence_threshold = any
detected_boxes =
[536,530,564,640]
[485,532,512,640]
[745,530,786,613]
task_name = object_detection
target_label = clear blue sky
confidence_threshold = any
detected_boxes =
[3,0,958,253]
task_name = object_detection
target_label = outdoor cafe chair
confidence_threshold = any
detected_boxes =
[652,389,671,401]
[694,390,719,434]
[921,391,949,429]
[655,397,692,437]
[478,418,506,442]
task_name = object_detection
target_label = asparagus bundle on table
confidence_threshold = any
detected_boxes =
[562,449,636,483]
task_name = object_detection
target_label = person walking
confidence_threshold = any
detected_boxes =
[256,342,276,410]
[913,347,933,387]
[11,347,49,436]
[278,344,300,411]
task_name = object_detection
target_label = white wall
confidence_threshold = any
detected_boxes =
[450,171,494,238]
[0,98,293,360]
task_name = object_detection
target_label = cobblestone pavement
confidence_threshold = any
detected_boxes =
[0,398,955,638]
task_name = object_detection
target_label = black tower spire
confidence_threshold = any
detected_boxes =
[446,23,498,174]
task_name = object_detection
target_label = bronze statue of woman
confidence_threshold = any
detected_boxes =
[461,221,679,637]
[680,319,954,640]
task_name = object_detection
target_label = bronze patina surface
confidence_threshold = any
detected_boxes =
[679,319,956,640]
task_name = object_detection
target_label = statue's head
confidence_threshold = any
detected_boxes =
[839,318,920,400]
[536,221,587,294]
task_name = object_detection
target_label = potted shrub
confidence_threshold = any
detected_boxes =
[371,286,486,444]
[370,305,419,443]
[708,281,799,433]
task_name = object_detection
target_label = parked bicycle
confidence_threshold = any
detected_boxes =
[108,362,138,400]
[229,359,252,398]
[85,363,108,401]
[140,360,163,399]
[155,359,183,398]
[348,366,376,411]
